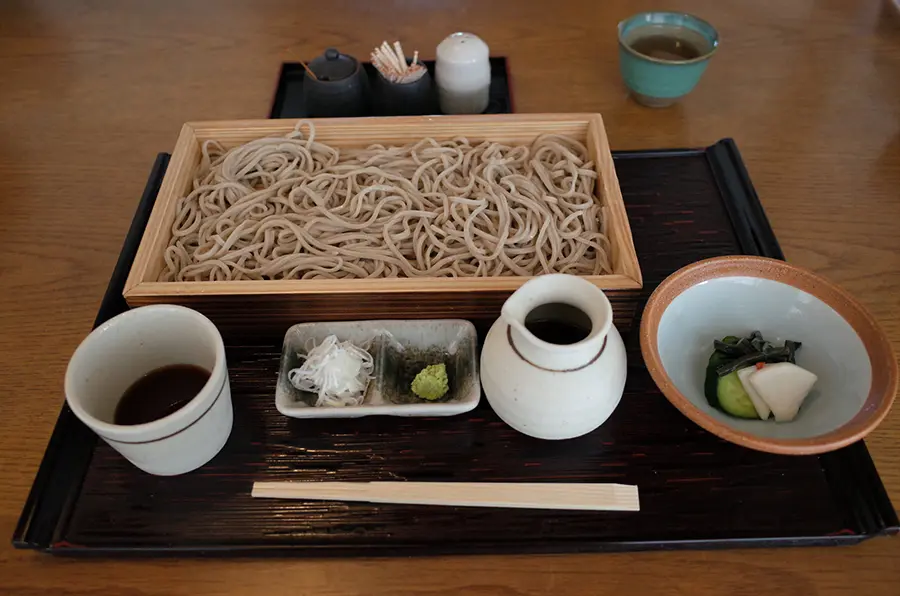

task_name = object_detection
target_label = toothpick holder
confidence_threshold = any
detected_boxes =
[372,61,437,116]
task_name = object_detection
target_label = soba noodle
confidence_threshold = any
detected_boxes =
[161,121,612,281]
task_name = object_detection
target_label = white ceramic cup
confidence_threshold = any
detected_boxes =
[65,304,233,475]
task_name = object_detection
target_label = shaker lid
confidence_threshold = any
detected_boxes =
[436,32,489,64]
[308,48,359,81]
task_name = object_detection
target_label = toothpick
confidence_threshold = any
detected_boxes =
[380,41,400,71]
[371,40,427,84]
[300,61,318,80]
[393,41,407,69]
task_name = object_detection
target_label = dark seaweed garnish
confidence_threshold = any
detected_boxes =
[712,331,802,377]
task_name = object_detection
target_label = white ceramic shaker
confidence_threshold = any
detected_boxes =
[435,32,491,114]
[480,274,628,440]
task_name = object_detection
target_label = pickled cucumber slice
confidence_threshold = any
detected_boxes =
[717,372,759,419]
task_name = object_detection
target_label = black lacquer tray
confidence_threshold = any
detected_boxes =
[13,60,897,556]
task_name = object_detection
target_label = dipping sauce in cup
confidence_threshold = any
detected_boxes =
[618,12,719,107]
[65,305,233,476]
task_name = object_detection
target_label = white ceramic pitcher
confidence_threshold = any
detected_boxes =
[480,274,627,440]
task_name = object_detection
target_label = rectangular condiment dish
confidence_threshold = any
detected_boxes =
[276,319,479,418]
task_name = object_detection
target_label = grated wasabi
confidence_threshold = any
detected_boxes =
[411,363,449,401]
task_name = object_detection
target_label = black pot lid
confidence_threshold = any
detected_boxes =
[308,48,358,81]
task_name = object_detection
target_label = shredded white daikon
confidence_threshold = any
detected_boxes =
[287,335,374,407]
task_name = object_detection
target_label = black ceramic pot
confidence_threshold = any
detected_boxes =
[303,48,370,117]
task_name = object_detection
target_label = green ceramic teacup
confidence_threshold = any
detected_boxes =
[618,12,719,107]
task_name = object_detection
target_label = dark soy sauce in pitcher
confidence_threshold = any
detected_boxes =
[523,302,593,345]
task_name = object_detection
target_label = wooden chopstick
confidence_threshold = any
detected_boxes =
[251,482,639,512]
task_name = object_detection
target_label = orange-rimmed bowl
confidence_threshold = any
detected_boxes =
[640,256,897,455]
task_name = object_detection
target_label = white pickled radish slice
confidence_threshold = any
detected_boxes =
[737,366,771,420]
[747,362,818,422]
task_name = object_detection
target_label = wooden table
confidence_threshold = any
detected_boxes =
[1,0,899,593]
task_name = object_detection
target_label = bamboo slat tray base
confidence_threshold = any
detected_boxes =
[14,143,897,556]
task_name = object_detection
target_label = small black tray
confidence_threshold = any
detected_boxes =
[270,57,514,118]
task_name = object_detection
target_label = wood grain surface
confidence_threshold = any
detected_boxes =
[1,0,899,594]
